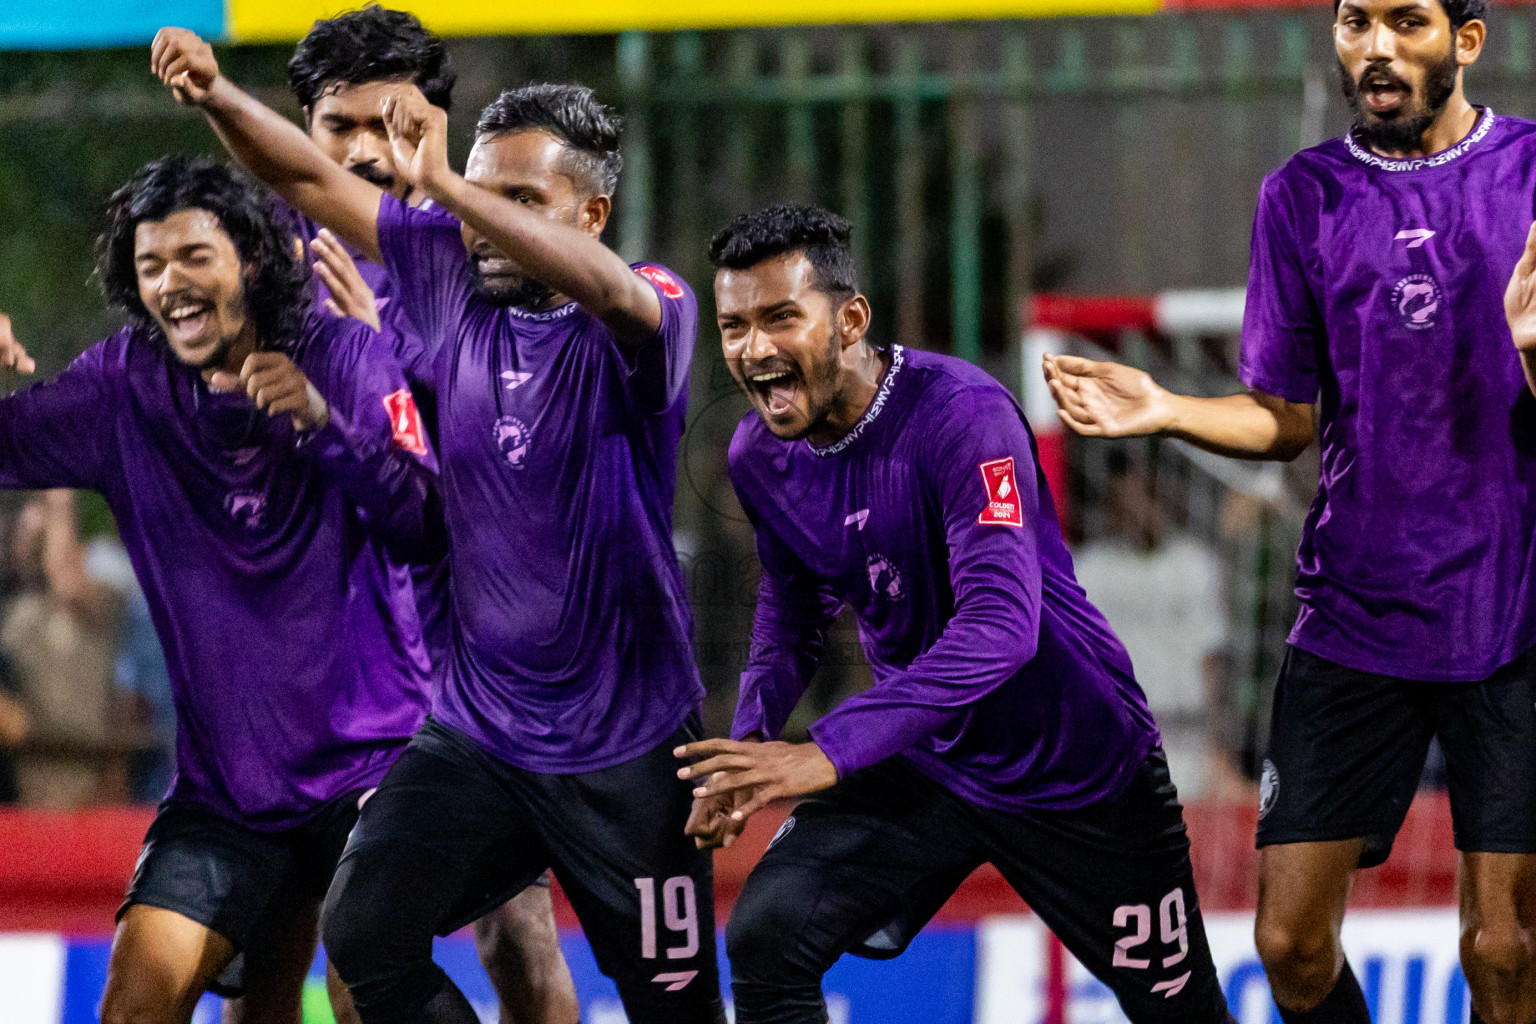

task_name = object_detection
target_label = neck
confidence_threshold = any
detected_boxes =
[806,343,891,447]
[1372,90,1478,158]
[200,321,260,384]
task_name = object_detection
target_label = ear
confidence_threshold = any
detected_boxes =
[1455,18,1486,66]
[579,193,612,237]
[837,294,872,351]
[303,107,314,132]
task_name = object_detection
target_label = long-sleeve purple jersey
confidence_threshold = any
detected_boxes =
[728,346,1159,812]
[0,315,436,828]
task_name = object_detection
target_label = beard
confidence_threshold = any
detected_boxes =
[1340,46,1460,154]
[470,266,558,310]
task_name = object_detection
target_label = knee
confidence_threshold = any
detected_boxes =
[1462,922,1534,985]
[321,869,388,981]
[1255,918,1338,994]
[725,880,815,985]
[100,988,177,1024]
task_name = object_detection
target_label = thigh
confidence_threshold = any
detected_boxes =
[733,758,985,970]
[327,722,550,948]
[103,904,237,1024]
[513,718,726,1022]
[985,750,1229,1024]
[1258,645,1434,868]
[1436,654,1536,856]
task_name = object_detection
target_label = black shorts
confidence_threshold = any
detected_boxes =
[1256,644,1536,868]
[325,715,723,1024]
[728,750,1231,1024]
[120,787,366,996]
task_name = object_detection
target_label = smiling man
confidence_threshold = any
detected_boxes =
[0,155,441,1024]
[150,27,720,1024]
[1041,0,1536,1021]
[678,204,1235,1024]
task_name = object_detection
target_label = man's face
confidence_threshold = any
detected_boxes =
[716,254,849,442]
[1335,0,1470,152]
[307,78,412,198]
[133,208,250,369]
[461,130,605,309]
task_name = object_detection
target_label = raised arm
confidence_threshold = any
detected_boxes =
[382,88,664,348]
[150,27,384,263]
[1042,353,1315,461]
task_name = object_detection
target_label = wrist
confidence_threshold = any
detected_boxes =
[1146,385,1182,436]
[425,169,467,209]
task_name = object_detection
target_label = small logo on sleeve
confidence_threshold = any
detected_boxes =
[636,265,685,300]
[383,389,428,456]
[977,457,1024,527]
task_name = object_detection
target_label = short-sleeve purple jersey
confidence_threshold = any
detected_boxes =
[375,193,703,772]
[728,347,1159,813]
[0,315,436,829]
[1240,109,1536,681]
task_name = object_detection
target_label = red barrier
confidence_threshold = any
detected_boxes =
[0,793,1458,934]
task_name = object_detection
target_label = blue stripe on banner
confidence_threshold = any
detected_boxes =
[0,0,223,51]
[61,928,977,1024]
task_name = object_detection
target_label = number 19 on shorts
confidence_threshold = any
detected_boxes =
[635,876,699,960]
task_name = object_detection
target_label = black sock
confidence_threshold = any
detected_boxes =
[1275,960,1370,1024]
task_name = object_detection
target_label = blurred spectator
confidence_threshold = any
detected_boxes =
[0,490,133,807]
[86,535,175,802]
[1073,453,1247,801]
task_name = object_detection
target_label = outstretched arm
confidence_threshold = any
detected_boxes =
[1506,220,1536,398]
[1042,352,1314,461]
[150,27,384,263]
[382,88,663,348]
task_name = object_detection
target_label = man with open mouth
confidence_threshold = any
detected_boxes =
[1042,0,1536,1021]
[0,155,442,1024]
[677,203,1236,1024]
[152,25,724,1024]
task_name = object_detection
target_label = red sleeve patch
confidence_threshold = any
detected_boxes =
[383,389,428,456]
[636,264,685,300]
[977,457,1024,527]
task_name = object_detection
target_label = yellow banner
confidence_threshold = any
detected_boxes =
[228,0,1158,42]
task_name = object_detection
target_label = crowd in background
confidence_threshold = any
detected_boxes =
[0,489,172,808]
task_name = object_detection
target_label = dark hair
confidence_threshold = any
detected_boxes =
[96,155,308,347]
[708,204,860,303]
[288,4,455,112]
[1334,0,1486,27]
[476,84,623,196]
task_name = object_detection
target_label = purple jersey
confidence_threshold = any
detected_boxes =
[375,193,703,772]
[1240,109,1536,681]
[728,347,1158,812]
[287,201,453,670]
[0,315,436,828]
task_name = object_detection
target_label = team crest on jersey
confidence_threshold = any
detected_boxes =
[866,553,905,601]
[977,457,1024,527]
[383,389,428,456]
[1391,274,1442,331]
[493,415,532,469]
[225,491,268,530]
[636,265,685,300]
[1258,759,1280,819]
